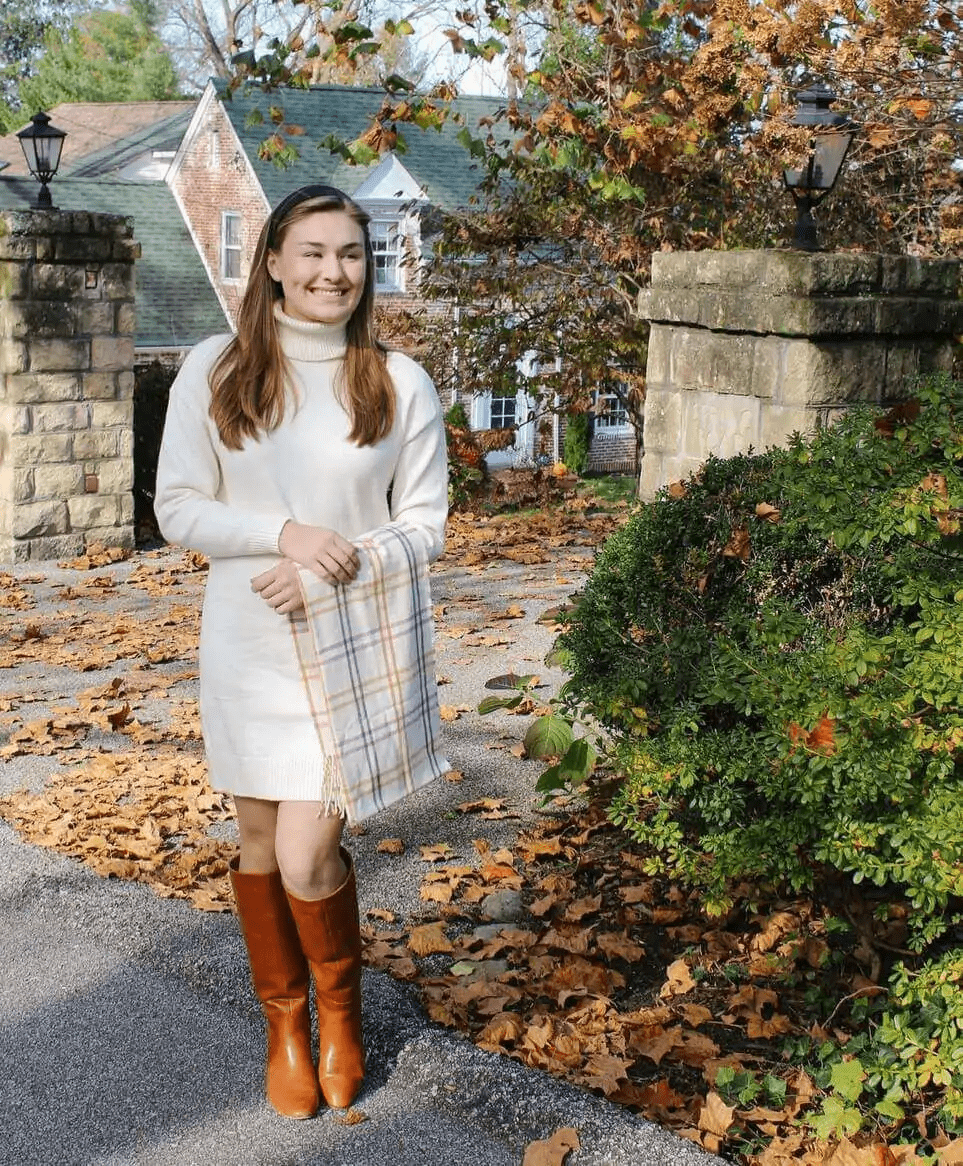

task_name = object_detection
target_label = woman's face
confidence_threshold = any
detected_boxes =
[266,209,367,327]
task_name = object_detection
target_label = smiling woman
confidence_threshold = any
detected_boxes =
[153,184,449,1122]
[266,211,366,326]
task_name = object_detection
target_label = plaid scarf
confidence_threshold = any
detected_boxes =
[291,522,449,822]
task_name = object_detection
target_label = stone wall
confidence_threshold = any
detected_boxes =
[0,208,139,561]
[637,250,963,497]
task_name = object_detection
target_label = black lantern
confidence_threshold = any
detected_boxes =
[16,111,67,208]
[783,82,855,251]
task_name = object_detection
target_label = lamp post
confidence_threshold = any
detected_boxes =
[16,111,67,209]
[783,82,855,252]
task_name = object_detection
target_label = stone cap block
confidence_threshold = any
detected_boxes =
[647,249,961,300]
[880,256,960,296]
[638,287,963,338]
[90,213,135,238]
[55,235,114,263]
[0,208,134,240]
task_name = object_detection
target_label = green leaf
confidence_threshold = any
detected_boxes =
[456,126,487,159]
[543,645,572,669]
[477,694,524,715]
[449,960,479,976]
[811,1094,863,1140]
[384,72,415,93]
[830,1058,866,1103]
[484,673,538,690]
[346,139,379,166]
[524,714,574,760]
[536,739,596,793]
[558,737,597,782]
[333,20,373,43]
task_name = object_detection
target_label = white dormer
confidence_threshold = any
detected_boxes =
[354,154,428,294]
[353,153,427,205]
[116,150,177,181]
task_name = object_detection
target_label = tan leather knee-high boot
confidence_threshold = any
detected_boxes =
[286,848,365,1109]
[230,858,321,1119]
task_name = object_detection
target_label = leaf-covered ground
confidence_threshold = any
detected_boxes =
[1,496,961,1165]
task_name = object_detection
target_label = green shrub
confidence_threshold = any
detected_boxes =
[558,375,963,947]
[563,410,591,475]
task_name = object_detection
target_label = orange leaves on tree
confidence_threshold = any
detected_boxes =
[788,714,837,755]
[898,97,934,122]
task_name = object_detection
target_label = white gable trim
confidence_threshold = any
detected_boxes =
[353,153,427,204]
[165,80,216,187]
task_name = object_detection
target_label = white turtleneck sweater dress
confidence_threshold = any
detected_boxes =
[154,308,449,802]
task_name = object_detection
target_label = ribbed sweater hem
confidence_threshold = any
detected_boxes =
[208,753,349,814]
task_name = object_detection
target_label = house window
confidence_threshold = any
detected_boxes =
[594,389,629,429]
[370,219,402,290]
[221,212,242,280]
[490,393,517,430]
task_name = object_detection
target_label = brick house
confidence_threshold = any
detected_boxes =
[166,81,637,473]
[166,80,498,326]
[0,101,196,179]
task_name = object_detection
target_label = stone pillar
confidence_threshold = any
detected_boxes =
[0,209,139,561]
[637,251,963,498]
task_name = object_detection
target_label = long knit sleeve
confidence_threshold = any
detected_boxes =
[154,336,291,559]
[387,353,448,562]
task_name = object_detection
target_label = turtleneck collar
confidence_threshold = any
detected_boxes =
[274,302,348,362]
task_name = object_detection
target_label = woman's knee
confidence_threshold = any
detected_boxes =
[275,805,345,899]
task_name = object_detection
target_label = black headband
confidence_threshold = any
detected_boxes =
[266,184,351,246]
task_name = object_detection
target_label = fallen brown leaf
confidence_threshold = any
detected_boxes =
[376,838,405,855]
[522,1128,580,1166]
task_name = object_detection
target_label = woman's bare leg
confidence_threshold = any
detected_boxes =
[275,802,346,900]
[234,796,280,874]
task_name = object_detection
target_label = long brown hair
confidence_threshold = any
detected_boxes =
[209,185,395,449]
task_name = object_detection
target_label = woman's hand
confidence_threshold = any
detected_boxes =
[278,521,360,584]
[251,558,306,615]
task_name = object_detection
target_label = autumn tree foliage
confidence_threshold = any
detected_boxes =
[308,0,961,461]
[0,1,179,128]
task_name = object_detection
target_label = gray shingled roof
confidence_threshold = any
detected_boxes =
[0,102,196,177]
[65,109,194,178]
[0,177,227,350]
[217,82,508,211]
